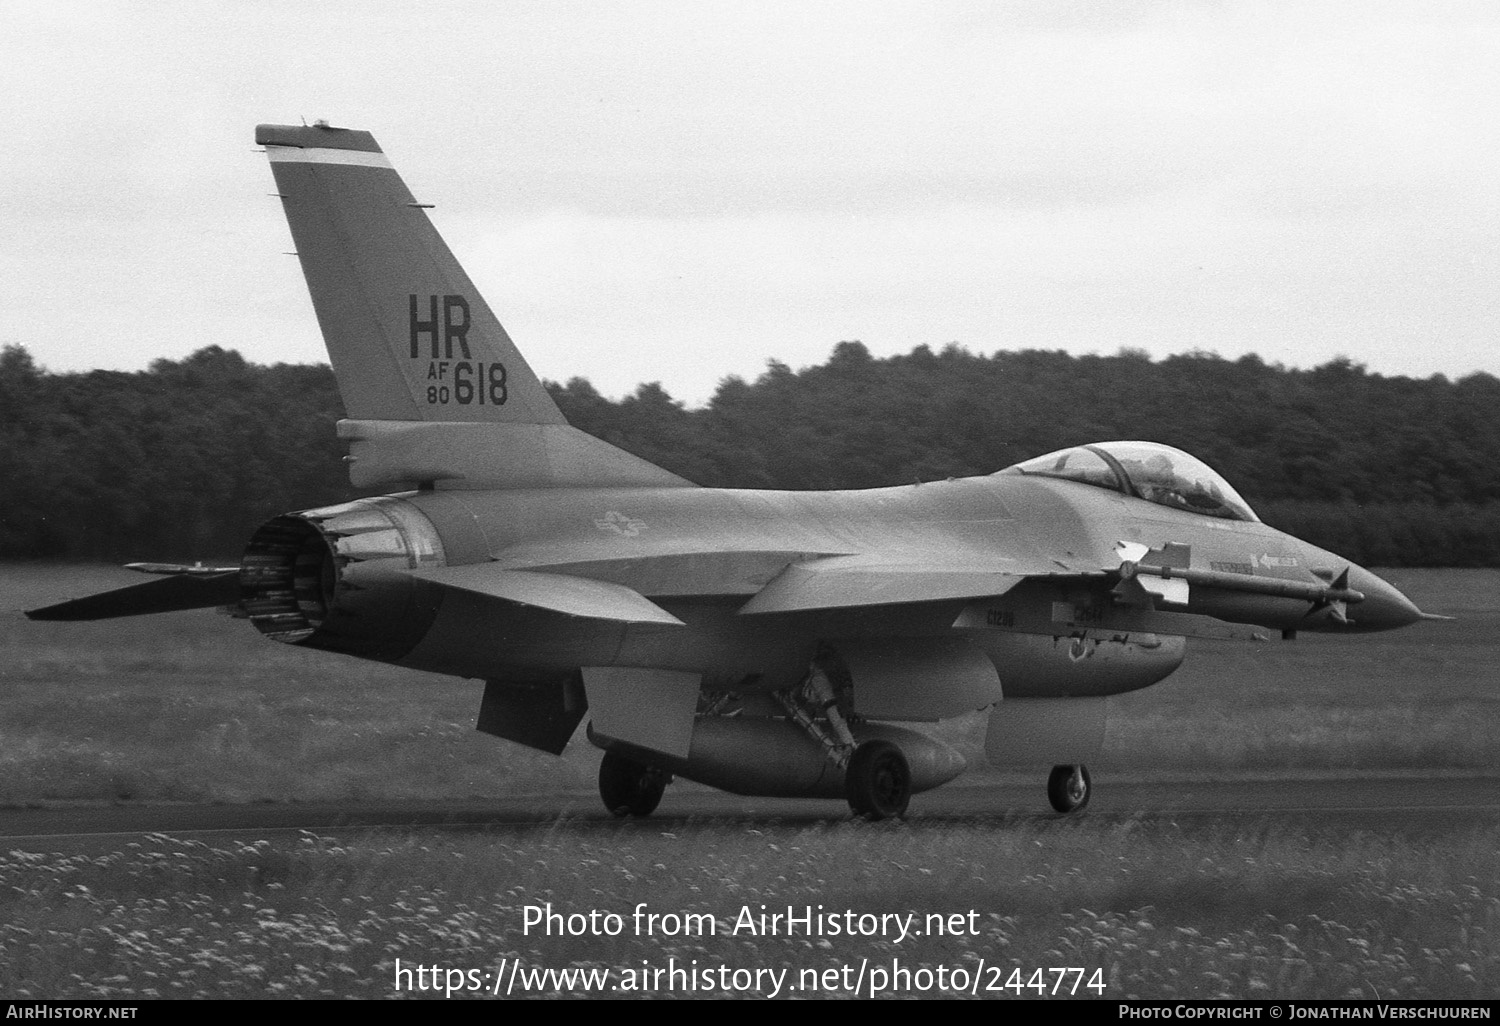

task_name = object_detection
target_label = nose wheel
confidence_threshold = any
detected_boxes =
[599,751,670,818]
[1047,764,1091,814]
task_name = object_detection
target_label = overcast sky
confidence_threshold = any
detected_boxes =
[3,1,1497,404]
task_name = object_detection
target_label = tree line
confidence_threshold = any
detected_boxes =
[2,341,1497,565]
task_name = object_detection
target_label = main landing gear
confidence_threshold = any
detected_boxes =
[844,740,912,820]
[599,751,671,818]
[774,658,913,821]
[1047,764,1091,814]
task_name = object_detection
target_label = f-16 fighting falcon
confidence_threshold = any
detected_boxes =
[28,123,1441,820]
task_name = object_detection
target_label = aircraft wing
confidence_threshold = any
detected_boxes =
[738,554,1088,615]
[405,565,685,624]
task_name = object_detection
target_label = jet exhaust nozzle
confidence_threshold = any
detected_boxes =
[239,496,446,660]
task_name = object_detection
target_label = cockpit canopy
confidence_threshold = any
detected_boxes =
[1003,441,1259,522]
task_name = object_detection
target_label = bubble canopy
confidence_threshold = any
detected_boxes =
[1003,441,1259,522]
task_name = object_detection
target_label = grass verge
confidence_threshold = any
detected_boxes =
[2,819,1494,999]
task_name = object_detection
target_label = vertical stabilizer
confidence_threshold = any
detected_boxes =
[256,123,564,425]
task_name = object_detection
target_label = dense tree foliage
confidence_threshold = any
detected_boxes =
[0,345,355,561]
[2,341,1497,564]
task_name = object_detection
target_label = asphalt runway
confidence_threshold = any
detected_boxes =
[2,774,1495,852]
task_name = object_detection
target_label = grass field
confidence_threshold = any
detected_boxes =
[2,821,1495,999]
[0,565,1494,804]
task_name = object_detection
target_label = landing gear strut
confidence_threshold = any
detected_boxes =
[845,740,912,820]
[774,653,914,820]
[1047,764,1091,814]
[599,751,670,818]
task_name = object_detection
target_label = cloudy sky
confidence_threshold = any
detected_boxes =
[3,1,1497,403]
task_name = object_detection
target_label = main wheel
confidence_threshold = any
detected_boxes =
[844,740,912,820]
[1047,764,1091,814]
[599,751,668,818]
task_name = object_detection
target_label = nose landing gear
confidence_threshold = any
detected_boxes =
[1047,764,1091,814]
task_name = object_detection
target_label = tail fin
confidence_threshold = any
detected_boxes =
[257,123,691,490]
[258,123,561,424]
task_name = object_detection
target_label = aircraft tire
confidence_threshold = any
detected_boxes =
[844,740,911,820]
[598,751,667,818]
[1047,764,1091,814]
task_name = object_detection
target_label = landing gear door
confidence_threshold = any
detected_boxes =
[582,667,701,759]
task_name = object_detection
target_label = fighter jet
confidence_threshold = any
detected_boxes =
[27,123,1441,820]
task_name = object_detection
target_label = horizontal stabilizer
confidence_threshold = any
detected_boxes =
[739,555,1027,615]
[407,565,684,624]
[125,562,239,576]
[26,572,240,621]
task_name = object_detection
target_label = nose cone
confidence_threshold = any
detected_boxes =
[1346,566,1424,631]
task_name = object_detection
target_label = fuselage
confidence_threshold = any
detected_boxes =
[242,467,1420,704]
